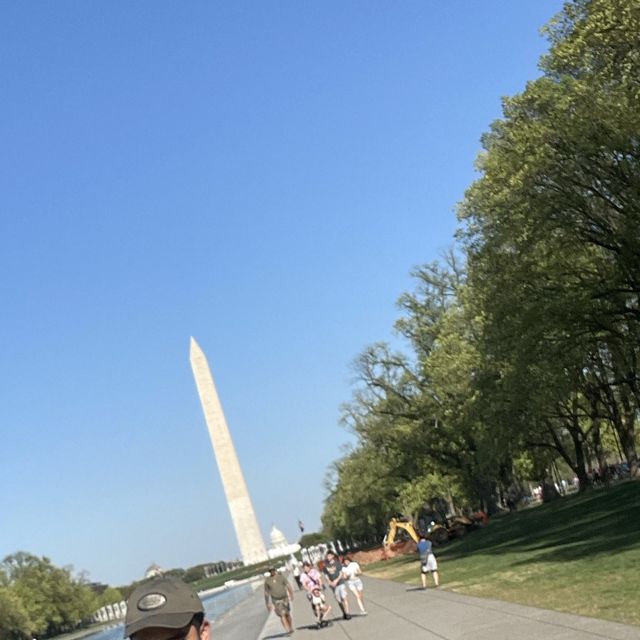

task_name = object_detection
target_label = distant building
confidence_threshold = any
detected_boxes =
[145,563,163,579]
[267,525,300,559]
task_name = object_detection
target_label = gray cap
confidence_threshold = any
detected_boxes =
[124,576,204,638]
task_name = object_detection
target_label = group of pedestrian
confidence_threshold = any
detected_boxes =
[298,551,367,628]
[263,539,437,634]
[121,541,438,640]
[321,550,367,620]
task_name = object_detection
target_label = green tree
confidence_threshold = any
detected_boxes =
[325,0,640,538]
[2,553,97,637]
[298,532,330,547]
[96,587,124,608]
[0,586,32,640]
[460,0,640,476]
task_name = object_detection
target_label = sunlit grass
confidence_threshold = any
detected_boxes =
[365,480,640,626]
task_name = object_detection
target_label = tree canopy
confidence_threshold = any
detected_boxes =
[323,0,640,541]
[0,553,100,640]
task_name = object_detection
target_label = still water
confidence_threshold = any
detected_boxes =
[84,584,254,640]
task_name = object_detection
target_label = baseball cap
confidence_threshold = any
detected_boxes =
[124,576,204,638]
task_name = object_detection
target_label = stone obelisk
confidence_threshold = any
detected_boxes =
[189,337,267,565]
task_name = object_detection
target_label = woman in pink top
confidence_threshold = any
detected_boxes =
[300,561,325,611]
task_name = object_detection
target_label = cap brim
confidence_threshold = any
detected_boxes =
[125,611,195,638]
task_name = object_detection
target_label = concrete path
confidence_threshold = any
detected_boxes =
[258,576,640,640]
[210,584,268,640]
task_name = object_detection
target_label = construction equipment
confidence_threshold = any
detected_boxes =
[426,520,450,545]
[384,516,451,547]
[384,517,420,545]
[383,510,489,554]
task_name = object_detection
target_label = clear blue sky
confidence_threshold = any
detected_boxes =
[1,1,563,586]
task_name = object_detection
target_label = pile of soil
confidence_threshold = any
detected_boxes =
[352,540,417,566]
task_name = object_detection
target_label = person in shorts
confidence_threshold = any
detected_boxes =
[341,557,366,614]
[123,575,209,640]
[322,551,351,620]
[310,587,331,628]
[264,567,294,634]
[417,533,440,588]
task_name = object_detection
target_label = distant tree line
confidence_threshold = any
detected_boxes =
[322,0,640,541]
[0,552,245,640]
[0,552,122,640]
[298,532,331,548]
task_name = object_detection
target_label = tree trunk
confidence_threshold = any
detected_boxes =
[541,472,560,502]
[590,418,610,484]
[616,386,638,477]
[568,425,591,492]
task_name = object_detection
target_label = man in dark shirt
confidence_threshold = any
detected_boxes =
[322,551,351,620]
[264,567,294,634]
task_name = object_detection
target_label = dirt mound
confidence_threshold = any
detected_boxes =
[352,540,417,566]
[352,547,386,564]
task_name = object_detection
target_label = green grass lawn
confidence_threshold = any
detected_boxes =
[365,480,640,626]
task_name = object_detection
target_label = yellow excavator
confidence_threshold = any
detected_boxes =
[384,517,420,545]
[384,516,458,548]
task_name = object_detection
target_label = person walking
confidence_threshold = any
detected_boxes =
[300,561,324,598]
[264,567,295,635]
[292,560,302,590]
[322,551,351,620]
[342,557,366,614]
[123,575,210,640]
[417,533,440,588]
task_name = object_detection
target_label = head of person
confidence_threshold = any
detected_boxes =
[268,566,277,575]
[124,576,208,640]
[302,562,312,572]
[325,551,335,562]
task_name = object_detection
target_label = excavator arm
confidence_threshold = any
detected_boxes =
[385,518,420,545]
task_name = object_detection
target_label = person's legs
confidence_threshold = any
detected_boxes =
[427,554,440,587]
[332,588,346,617]
[350,585,366,613]
[336,585,351,619]
[420,564,427,589]
[274,600,293,633]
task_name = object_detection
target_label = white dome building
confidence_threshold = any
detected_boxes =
[270,525,287,548]
[267,524,301,559]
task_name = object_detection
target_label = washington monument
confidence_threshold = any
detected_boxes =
[189,337,268,565]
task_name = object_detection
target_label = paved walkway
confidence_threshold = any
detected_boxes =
[211,584,268,640]
[258,576,640,640]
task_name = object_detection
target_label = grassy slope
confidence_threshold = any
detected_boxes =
[365,480,640,626]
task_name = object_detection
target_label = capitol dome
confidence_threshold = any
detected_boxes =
[270,525,288,548]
